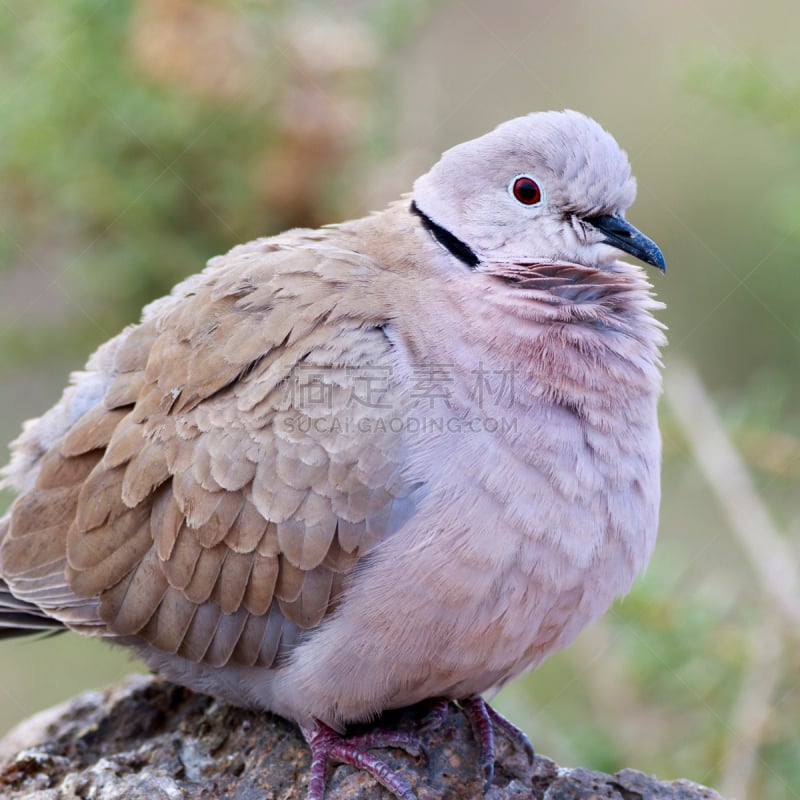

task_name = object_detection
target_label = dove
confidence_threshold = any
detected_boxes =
[0,109,666,799]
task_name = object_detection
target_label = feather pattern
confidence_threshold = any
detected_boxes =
[0,220,413,671]
[0,111,666,737]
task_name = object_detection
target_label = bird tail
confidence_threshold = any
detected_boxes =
[0,514,65,639]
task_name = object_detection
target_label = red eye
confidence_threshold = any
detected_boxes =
[511,176,542,206]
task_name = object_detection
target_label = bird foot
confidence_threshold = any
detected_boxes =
[301,698,533,799]
[417,695,535,793]
[460,695,536,793]
[302,719,420,800]
[418,696,451,734]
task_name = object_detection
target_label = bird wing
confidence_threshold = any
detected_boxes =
[0,233,418,668]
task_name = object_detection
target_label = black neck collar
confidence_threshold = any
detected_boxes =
[410,201,479,268]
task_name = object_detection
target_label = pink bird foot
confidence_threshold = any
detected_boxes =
[302,719,421,800]
[461,696,535,792]
[421,696,535,793]
[302,697,534,799]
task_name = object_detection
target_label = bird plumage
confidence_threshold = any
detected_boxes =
[0,110,665,761]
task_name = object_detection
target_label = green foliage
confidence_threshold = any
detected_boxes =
[685,56,800,132]
[685,56,800,369]
[0,1,436,359]
[0,3,248,312]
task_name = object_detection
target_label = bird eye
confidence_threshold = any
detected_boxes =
[510,175,543,206]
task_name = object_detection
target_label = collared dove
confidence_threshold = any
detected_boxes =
[0,109,666,800]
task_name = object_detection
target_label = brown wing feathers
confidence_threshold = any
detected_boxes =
[1,245,408,669]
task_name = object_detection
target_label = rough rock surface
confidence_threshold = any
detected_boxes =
[0,674,726,800]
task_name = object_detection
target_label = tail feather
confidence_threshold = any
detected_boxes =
[0,583,65,638]
[0,514,65,638]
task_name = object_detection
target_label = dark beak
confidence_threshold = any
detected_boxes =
[585,214,666,273]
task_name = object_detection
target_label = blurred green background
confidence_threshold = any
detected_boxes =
[0,1,799,798]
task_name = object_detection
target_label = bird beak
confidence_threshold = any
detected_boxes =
[585,215,666,273]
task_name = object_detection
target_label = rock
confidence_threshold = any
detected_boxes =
[0,675,727,800]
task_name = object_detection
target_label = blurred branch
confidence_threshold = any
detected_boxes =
[717,623,782,800]
[665,360,799,799]
[662,419,800,482]
[665,360,800,634]
[735,428,800,482]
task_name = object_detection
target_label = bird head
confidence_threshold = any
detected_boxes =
[412,109,665,273]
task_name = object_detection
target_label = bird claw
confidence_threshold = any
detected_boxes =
[301,699,533,799]
[483,701,535,766]
[346,728,426,760]
[302,720,419,800]
[460,696,496,792]
[460,695,536,795]
[418,697,451,735]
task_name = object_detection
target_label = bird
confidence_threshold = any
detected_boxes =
[0,109,666,800]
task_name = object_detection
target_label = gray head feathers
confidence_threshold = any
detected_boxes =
[413,110,643,269]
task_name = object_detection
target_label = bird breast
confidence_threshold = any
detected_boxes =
[270,261,663,726]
